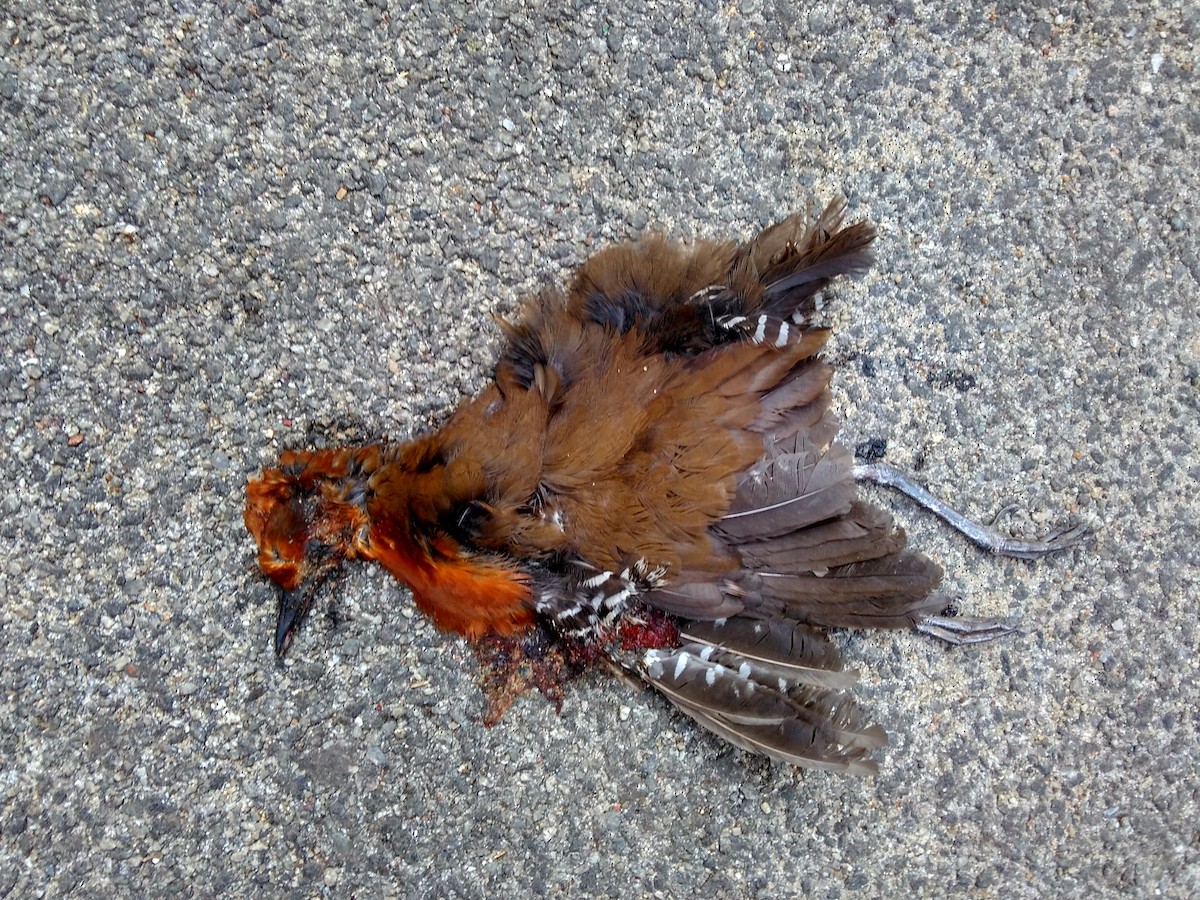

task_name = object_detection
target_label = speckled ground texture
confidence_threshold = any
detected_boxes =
[2,1,1198,897]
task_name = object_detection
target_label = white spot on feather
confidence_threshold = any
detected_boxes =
[673,653,689,680]
[752,316,768,343]
[582,571,612,589]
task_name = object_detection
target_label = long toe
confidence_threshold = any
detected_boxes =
[989,520,1093,560]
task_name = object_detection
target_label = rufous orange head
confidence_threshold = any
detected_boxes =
[244,449,372,655]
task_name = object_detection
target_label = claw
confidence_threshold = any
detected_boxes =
[988,504,1020,527]
[986,521,1093,560]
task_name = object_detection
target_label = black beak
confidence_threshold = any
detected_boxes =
[275,588,309,657]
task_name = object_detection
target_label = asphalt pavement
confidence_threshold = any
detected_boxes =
[1,2,1197,896]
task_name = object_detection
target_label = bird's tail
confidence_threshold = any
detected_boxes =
[711,198,877,346]
[639,616,885,775]
[557,199,876,356]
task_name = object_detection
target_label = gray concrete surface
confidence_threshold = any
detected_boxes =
[2,1,1197,896]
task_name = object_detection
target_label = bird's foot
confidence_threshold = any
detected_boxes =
[916,613,1029,646]
[980,509,1094,559]
[853,463,1094,560]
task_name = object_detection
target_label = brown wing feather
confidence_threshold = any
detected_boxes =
[437,203,940,638]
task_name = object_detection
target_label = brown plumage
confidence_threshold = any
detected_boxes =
[244,200,1081,774]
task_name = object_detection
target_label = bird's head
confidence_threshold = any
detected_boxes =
[244,449,373,656]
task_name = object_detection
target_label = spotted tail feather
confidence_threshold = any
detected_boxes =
[641,641,885,775]
[678,616,858,690]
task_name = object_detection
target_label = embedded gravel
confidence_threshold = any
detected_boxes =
[2,2,1197,897]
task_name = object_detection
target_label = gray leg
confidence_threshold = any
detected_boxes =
[853,463,1092,560]
[915,613,1029,646]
